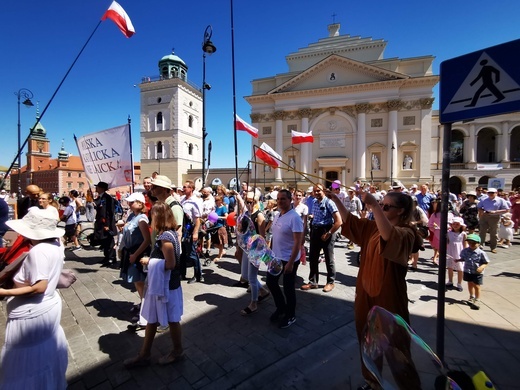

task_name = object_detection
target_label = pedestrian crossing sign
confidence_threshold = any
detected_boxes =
[440,39,520,123]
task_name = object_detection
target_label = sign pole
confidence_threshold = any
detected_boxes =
[436,122,452,363]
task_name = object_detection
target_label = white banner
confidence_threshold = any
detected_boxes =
[76,124,133,188]
[476,163,503,171]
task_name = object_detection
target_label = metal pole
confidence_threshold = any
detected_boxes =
[202,51,207,187]
[17,94,21,196]
[436,122,452,363]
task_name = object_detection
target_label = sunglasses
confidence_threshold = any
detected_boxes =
[380,203,399,211]
[246,200,254,204]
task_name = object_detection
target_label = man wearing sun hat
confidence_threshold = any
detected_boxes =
[477,187,510,253]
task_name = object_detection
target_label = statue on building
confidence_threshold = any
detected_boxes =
[289,157,296,169]
[403,155,413,170]
[264,164,271,172]
[371,154,380,170]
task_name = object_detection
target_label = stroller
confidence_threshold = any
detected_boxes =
[197,221,223,266]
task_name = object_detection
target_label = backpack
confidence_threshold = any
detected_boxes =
[167,199,194,241]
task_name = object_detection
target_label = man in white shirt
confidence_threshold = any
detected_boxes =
[180,180,203,283]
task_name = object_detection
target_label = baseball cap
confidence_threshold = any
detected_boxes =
[126,192,145,203]
[465,233,481,243]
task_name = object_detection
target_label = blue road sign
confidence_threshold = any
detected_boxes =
[440,39,520,123]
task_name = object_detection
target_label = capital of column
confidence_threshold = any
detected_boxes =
[298,108,312,118]
[419,98,435,109]
[250,113,262,123]
[273,110,286,120]
[386,99,402,111]
[355,103,371,114]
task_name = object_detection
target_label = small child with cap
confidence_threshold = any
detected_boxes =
[446,217,467,292]
[460,234,489,309]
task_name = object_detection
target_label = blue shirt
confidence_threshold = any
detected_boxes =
[460,247,489,274]
[311,197,338,226]
[416,192,435,212]
[477,196,508,212]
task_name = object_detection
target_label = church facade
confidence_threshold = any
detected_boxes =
[245,23,520,192]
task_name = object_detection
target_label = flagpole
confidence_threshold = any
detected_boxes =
[230,0,241,215]
[0,20,103,191]
[128,116,135,193]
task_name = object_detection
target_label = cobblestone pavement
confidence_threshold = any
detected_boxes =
[1,234,519,389]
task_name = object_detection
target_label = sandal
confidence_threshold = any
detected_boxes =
[158,351,185,366]
[258,293,270,303]
[240,306,258,316]
[123,355,151,369]
[232,280,249,288]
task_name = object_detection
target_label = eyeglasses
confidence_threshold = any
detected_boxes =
[380,203,399,211]
[246,200,254,204]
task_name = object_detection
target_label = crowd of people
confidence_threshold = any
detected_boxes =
[0,175,518,389]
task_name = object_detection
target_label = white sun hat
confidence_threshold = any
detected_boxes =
[6,207,65,240]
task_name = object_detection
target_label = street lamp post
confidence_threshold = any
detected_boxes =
[390,142,395,185]
[15,88,34,196]
[202,25,216,188]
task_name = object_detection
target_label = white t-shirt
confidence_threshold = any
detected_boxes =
[293,202,308,219]
[181,195,202,222]
[9,240,64,318]
[271,209,303,261]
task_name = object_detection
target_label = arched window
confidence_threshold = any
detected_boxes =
[161,66,168,79]
[157,112,163,131]
[157,141,163,159]
[162,141,170,159]
[188,115,193,128]
[188,143,193,155]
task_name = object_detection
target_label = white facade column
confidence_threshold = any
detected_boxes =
[299,108,312,181]
[387,100,400,183]
[469,124,476,162]
[355,104,368,181]
[501,121,510,162]
[318,168,323,185]
[419,98,434,181]
[274,111,285,182]
[341,168,346,185]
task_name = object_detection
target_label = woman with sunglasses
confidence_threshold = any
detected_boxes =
[236,191,270,315]
[327,189,420,390]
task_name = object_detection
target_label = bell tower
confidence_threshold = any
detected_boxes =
[26,112,51,173]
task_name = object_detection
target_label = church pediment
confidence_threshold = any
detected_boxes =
[268,54,408,94]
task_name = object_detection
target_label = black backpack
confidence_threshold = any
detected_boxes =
[167,200,194,241]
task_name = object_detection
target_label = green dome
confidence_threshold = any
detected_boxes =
[159,51,187,67]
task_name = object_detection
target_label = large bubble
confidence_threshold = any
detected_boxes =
[361,306,462,390]
[236,214,255,250]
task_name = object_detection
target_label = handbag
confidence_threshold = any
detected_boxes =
[416,225,429,239]
[58,269,77,289]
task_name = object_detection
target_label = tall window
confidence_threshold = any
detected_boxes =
[157,141,163,159]
[188,143,193,155]
[189,115,193,128]
[157,112,163,131]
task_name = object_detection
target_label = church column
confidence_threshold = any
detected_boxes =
[341,168,346,185]
[298,108,312,180]
[250,113,262,167]
[468,124,476,163]
[273,110,285,182]
[387,100,401,183]
[501,121,510,162]
[355,103,370,181]
[419,98,434,181]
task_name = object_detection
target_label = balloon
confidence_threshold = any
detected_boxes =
[226,212,236,227]
[362,306,462,390]
[208,211,218,224]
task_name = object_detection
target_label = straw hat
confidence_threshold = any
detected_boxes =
[6,207,65,240]
[151,175,172,190]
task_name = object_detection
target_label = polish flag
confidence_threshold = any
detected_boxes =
[235,114,259,138]
[255,143,281,168]
[102,1,135,38]
[291,130,314,144]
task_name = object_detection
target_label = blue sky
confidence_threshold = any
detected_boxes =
[1,1,520,174]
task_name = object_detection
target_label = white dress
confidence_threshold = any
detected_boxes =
[0,241,68,389]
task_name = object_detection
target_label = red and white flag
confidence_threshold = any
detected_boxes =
[291,130,314,144]
[102,1,135,38]
[255,143,281,168]
[235,114,259,138]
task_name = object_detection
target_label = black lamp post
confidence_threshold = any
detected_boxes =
[390,142,395,185]
[202,25,216,188]
[15,88,34,196]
